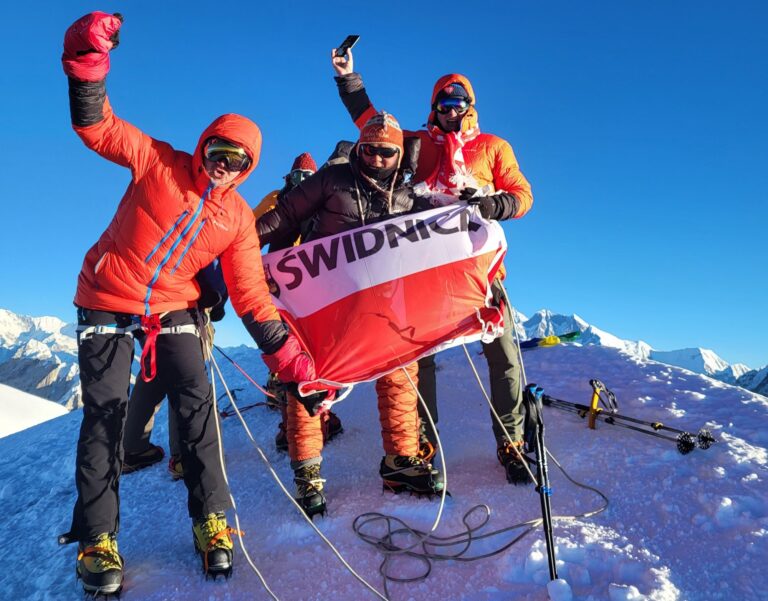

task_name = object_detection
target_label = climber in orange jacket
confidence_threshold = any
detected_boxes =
[59,12,314,595]
[332,48,534,487]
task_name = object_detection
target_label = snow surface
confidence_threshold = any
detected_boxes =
[0,343,766,600]
[0,382,67,438]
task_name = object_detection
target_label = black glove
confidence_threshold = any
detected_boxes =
[286,383,327,417]
[460,188,498,220]
[209,304,226,323]
[198,290,227,322]
[461,188,520,221]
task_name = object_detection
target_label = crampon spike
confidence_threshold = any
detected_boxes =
[697,429,716,450]
[676,432,696,455]
[382,480,448,498]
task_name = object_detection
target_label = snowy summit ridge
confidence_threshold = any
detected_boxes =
[0,306,766,417]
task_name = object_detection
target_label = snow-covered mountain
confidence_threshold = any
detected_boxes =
[736,365,768,397]
[648,348,751,382]
[1,340,766,600]
[0,308,80,409]
[519,309,766,396]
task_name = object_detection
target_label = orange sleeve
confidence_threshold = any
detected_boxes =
[252,190,280,221]
[220,200,280,322]
[73,97,164,181]
[493,140,533,218]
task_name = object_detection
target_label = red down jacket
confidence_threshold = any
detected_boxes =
[72,98,278,324]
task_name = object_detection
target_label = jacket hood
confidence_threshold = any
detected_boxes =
[193,113,262,188]
[428,73,478,133]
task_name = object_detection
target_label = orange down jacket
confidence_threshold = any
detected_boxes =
[339,73,533,218]
[72,98,279,323]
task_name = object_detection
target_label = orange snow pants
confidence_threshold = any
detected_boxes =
[287,362,420,462]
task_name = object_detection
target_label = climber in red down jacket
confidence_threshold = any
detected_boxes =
[59,12,314,595]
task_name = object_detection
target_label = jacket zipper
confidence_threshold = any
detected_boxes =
[143,185,212,315]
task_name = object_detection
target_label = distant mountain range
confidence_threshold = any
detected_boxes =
[0,309,80,409]
[0,306,765,413]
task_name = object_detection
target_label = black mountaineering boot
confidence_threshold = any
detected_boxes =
[380,455,444,495]
[294,463,326,518]
[322,410,344,443]
[76,532,124,596]
[192,512,237,579]
[122,444,165,474]
[497,441,534,485]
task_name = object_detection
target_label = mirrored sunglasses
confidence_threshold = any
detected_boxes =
[288,169,314,186]
[360,144,399,158]
[204,139,251,172]
[435,97,470,115]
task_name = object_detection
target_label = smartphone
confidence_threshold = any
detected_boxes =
[335,35,360,58]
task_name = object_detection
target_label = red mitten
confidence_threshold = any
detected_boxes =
[262,334,316,384]
[62,12,124,81]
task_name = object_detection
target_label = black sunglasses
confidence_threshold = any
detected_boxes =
[360,144,399,159]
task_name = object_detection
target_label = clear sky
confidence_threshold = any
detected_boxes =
[1,1,766,368]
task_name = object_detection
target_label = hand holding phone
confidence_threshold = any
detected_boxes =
[334,35,359,58]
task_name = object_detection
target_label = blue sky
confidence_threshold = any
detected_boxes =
[1,1,766,367]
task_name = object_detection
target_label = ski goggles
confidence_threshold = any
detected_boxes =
[360,144,399,158]
[288,169,314,187]
[203,139,251,172]
[434,97,471,115]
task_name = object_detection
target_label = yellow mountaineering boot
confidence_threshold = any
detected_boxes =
[192,512,238,579]
[76,532,123,596]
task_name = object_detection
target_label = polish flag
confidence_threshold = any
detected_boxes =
[261,204,507,391]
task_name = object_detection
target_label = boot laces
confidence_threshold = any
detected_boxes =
[498,440,526,465]
[194,513,243,574]
[196,513,241,550]
[294,465,325,495]
[78,534,122,571]
[388,455,433,475]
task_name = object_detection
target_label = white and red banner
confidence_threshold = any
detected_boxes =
[261,204,507,389]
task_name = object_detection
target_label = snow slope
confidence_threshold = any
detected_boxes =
[0,343,765,600]
[0,382,67,437]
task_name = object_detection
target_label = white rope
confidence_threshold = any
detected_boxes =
[502,285,529,389]
[401,365,449,534]
[206,340,280,601]
[460,344,538,486]
[208,347,390,601]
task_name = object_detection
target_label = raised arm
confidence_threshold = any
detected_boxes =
[331,48,378,130]
[63,12,165,181]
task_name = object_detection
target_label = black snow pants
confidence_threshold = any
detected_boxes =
[417,279,524,447]
[69,307,231,542]
[123,374,180,457]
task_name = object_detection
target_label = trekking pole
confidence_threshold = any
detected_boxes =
[525,384,558,581]
[541,386,716,454]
